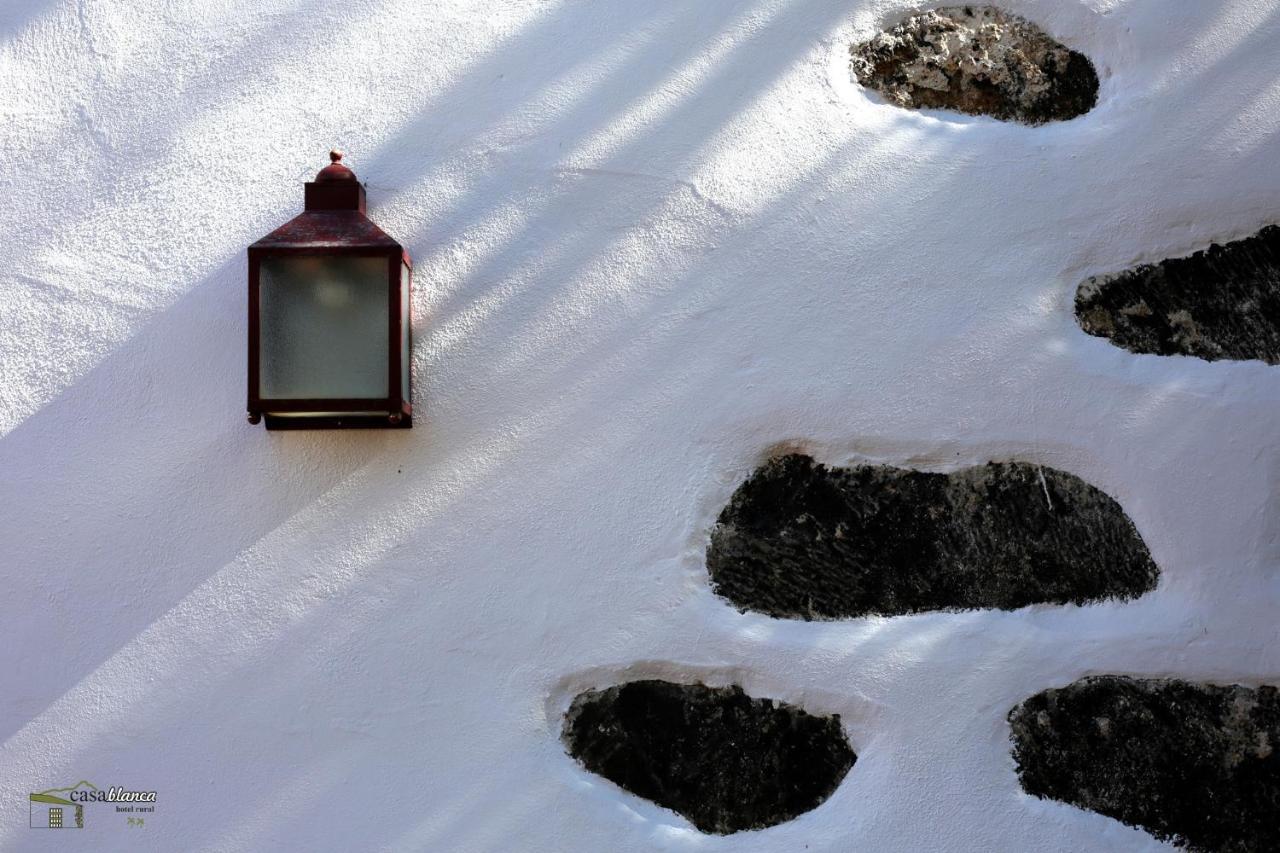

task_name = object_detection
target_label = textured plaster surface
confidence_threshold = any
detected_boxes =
[851,5,1099,123]
[1,1,1280,851]
[708,454,1158,619]
[563,680,854,833]
[1010,677,1280,852]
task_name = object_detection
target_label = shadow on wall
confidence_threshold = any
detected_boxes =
[2,3,904,850]
[0,0,870,739]
[0,0,58,40]
[0,255,399,745]
[2,0,1280,850]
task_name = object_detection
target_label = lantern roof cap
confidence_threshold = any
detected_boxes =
[249,210,402,251]
[315,149,357,182]
[248,151,407,251]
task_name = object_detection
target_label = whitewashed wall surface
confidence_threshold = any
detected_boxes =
[3,1,1280,851]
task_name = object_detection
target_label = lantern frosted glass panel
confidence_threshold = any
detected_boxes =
[259,256,390,399]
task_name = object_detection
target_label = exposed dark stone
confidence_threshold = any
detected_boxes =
[1010,676,1280,852]
[1076,225,1280,365]
[562,680,855,834]
[850,6,1098,125]
[707,454,1157,619]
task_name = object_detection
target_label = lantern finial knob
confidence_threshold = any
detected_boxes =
[316,149,357,182]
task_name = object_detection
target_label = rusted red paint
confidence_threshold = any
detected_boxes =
[314,149,358,182]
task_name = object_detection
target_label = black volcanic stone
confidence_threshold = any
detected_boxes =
[707,454,1158,619]
[1076,225,1280,364]
[1010,676,1280,852]
[562,680,855,834]
[850,6,1098,125]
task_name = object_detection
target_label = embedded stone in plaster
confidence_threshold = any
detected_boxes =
[850,6,1098,124]
[707,454,1157,619]
[562,680,855,834]
[1009,676,1280,852]
[1076,225,1280,364]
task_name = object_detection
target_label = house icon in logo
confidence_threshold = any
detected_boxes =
[29,781,96,829]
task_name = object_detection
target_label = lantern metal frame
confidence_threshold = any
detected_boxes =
[247,152,412,430]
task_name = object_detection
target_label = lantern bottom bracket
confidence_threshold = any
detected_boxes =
[249,411,412,430]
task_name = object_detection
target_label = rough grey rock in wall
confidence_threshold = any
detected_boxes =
[1010,676,1280,852]
[1076,225,1280,365]
[562,680,855,834]
[707,454,1157,620]
[850,6,1098,124]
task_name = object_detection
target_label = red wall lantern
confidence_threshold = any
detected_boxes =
[247,151,412,430]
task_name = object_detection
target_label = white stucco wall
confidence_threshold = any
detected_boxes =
[2,0,1279,850]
